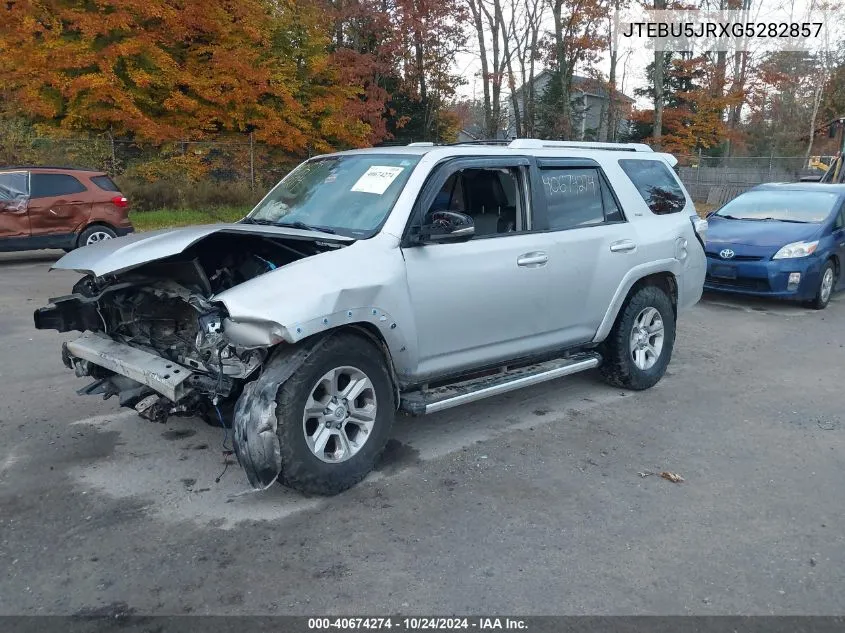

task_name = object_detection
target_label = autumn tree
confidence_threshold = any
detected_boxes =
[0,0,383,153]
[545,0,608,140]
[631,53,736,154]
[327,0,467,143]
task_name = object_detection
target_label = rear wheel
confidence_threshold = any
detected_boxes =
[600,285,676,390]
[806,260,835,310]
[275,333,395,495]
[78,225,117,248]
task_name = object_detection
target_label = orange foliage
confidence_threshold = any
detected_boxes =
[0,0,385,151]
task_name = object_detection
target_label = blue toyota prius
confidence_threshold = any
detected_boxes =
[704,183,845,309]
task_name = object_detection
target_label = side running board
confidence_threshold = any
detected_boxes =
[399,352,602,415]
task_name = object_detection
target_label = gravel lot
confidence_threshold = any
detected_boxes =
[1,250,844,616]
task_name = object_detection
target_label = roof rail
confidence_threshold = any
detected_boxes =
[448,139,511,146]
[406,142,436,147]
[508,139,653,152]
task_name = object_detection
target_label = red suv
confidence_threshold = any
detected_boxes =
[0,167,134,252]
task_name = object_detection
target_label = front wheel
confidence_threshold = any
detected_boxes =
[806,260,835,310]
[600,285,676,391]
[275,333,395,495]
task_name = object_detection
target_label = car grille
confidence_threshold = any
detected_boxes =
[705,275,771,292]
[706,252,764,261]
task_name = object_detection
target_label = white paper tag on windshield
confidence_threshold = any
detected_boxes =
[351,166,405,195]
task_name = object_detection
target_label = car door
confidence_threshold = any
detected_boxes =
[0,171,31,243]
[27,172,92,238]
[528,159,639,343]
[401,156,569,381]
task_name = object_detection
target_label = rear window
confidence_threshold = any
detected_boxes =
[91,175,120,192]
[619,159,686,215]
[30,173,87,198]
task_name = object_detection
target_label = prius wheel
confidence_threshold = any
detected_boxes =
[807,260,835,310]
[274,333,395,495]
[600,285,676,391]
[78,225,117,247]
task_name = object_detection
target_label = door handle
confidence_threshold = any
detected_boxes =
[517,251,548,267]
[610,240,637,253]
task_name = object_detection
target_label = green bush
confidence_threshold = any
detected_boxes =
[117,178,263,212]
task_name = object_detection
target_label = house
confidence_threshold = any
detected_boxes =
[507,69,635,141]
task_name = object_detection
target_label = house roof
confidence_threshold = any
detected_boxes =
[513,69,635,103]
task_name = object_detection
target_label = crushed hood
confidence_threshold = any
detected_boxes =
[53,223,354,277]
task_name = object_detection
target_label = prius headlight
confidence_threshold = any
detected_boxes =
[773,240,818,259]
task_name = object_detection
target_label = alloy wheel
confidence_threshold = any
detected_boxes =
[301,366,377,463]
[86,231,114,245]
[629,307,665,371]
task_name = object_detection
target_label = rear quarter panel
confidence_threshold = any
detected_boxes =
[591,155,705,342]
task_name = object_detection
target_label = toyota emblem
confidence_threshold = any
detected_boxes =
[720,248,735,259]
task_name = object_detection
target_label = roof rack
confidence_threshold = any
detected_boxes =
[507,139,653,152]
[448,139,511,146]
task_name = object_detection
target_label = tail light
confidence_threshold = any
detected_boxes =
[111,196,128,208]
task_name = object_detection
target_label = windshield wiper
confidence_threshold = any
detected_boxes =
[241,218,277,225]
[242,217,337,234]
[276,220,336,234]
[759,217,810,224]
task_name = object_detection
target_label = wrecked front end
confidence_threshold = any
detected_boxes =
[35,227,351,487]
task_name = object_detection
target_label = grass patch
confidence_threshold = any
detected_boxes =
[129,206,250,231]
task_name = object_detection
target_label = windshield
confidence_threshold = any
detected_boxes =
[715,190,840,223]
[246,154,421,237]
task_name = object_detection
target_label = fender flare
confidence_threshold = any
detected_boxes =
[593,259,681,343]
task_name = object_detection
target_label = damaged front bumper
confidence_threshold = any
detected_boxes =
[64,331,195,402]
[61,329,333,491]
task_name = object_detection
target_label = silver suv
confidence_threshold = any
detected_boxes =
[35,140,708,495]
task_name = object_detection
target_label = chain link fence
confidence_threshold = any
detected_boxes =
[2,132,836,209]
[1,134,309,210]
[676,154,835,205]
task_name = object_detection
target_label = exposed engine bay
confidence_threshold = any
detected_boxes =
[35,232,345,424]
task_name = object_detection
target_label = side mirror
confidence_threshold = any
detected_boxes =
[419,211,475,243]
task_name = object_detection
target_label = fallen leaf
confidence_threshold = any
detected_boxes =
[660,471,684,483]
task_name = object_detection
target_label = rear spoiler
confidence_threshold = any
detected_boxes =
[659,153,678,168]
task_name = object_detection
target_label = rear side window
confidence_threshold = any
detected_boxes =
[540,167,623,230]
[619,159,686,215]
[30,173,87,198]
[91,175,120,192]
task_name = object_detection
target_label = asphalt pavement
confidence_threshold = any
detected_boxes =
[1,250,843,615]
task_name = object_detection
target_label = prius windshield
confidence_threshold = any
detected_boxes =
[245,154,420,238]
[715,190,840,224]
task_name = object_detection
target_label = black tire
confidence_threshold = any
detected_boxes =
[77,224,117,248]
[275,333,395,495]
[806,260,835,310]
[599,284,676,391]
